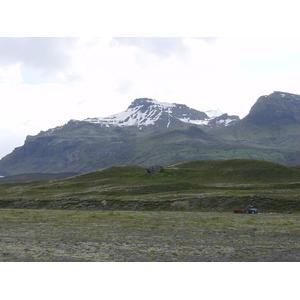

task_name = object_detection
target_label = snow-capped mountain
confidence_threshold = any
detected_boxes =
[3,92,300,176]
[83,98,238,128]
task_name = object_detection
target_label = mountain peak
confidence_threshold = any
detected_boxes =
[272,91,300,99]
[244,91,300,125]
[83,98,237,129]
[128,98,176,109]
[4,92,300,176]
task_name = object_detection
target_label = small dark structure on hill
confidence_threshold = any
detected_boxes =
[146,165,164,174]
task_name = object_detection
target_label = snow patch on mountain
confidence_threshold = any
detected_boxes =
[83,98,230,128]
[216,118,236,126]
[42,125,64,136]
[205,109,223,118]
[85,104,164,126]
[177,117,210,126]
[138,98,176,109]
[85,99,173,127]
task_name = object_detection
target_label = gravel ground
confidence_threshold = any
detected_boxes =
[1,209,300,262]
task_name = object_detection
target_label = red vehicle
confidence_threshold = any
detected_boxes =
[233,206,258,214]
[233,208,247,213]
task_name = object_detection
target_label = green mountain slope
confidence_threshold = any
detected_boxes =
[2,92,300,175]
[214,91,300,148]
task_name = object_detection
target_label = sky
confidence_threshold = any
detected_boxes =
[1,1,300,163]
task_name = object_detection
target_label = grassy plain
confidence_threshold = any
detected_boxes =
[1,159,300,261]
[1,209,299,262]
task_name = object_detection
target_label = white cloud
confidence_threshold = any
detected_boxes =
[111,37,190,59]
[0,63,23,84]
[0,37,77,84]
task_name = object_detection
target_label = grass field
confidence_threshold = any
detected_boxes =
[1,159,300,261]
[1,209,299,262]
[1,159,300,212]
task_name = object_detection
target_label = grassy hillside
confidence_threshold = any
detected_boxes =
[2,120,300,175]
[0,172,80,184]
[1,159,300,211]
[167,159,300,183]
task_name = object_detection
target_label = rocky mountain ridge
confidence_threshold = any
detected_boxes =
[82,98,238,128]
[1,91,300,175]
[41,98,238,137]
[244,91,300,126]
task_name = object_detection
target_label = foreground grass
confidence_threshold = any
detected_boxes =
[1,209,299,262]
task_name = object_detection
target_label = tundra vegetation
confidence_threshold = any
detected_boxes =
[1,209,299,262]
[1,159,300,261]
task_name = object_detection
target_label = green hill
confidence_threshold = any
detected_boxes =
[167,159,300,183]
[1,159,300,212]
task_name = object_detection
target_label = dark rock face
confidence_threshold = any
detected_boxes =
[146,165,164,174]
[244,91,300,126]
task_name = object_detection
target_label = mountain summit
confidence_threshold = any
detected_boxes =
[244,91,300,126]
[82,98,238,128]
[2,92,300,176]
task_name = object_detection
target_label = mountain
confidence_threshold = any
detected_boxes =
[0,98,238,175]
[244,91,300,126]
[1,92,300,175]
[214,91,300,148]
[82,98,238,129]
